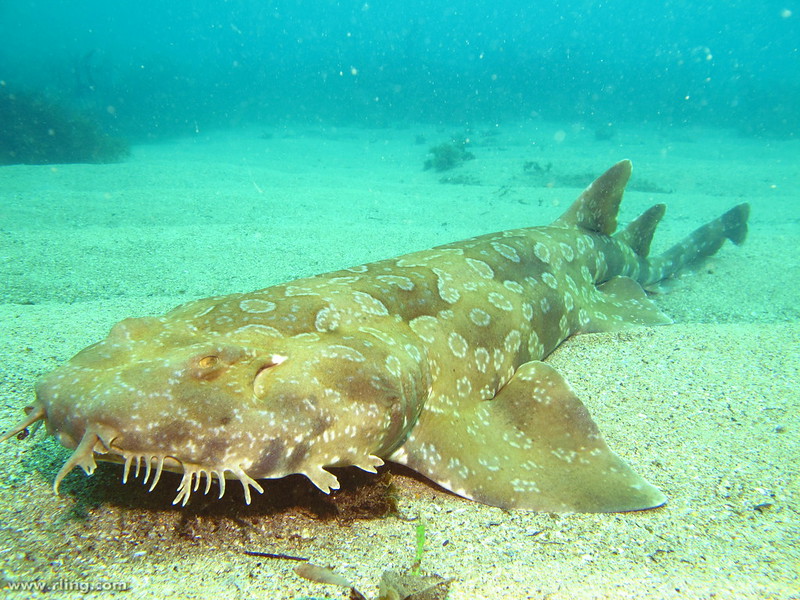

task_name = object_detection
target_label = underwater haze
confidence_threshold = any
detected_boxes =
[1,0,798,136]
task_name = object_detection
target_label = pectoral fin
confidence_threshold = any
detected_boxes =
[392,361,666,513]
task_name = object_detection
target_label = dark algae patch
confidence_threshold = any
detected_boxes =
[0,88,129,165]
[423,140,475,172]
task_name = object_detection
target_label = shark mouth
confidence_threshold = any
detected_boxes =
[0,406,264,506]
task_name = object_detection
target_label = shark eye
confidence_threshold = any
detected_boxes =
[197,355,219,369]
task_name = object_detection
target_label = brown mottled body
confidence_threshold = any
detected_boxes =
[2,161,749,512]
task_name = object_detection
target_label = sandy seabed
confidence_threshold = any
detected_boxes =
[1,120,798,599]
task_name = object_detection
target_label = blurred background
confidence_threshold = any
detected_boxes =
[0,0,797,140]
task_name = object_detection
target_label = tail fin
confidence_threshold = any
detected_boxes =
[644,203,750,285]
[720,203,750,245]
[553,160,631,235]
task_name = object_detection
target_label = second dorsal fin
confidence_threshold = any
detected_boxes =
[614,203,666,257]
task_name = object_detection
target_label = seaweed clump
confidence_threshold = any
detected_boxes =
[295,519,452,600]
[0,89,129,165]
[423,140,474,172]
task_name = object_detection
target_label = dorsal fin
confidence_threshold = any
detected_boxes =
[614,203,666,257]
[553,159,632,234]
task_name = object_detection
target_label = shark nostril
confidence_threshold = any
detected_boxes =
[253,365,274,395]
[253,354,287,396]
[257,354,287,375]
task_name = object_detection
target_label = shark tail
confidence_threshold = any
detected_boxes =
[643,203,750,285]
[553,160,749,286]
[719,203,750,246]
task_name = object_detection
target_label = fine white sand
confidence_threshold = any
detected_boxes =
[0,120,798,599]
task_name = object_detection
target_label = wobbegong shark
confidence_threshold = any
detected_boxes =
[1,160,749,512]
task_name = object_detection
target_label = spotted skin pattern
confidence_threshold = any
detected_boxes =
[2,161,749,512]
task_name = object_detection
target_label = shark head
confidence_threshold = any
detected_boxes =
[6,311,430,505]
